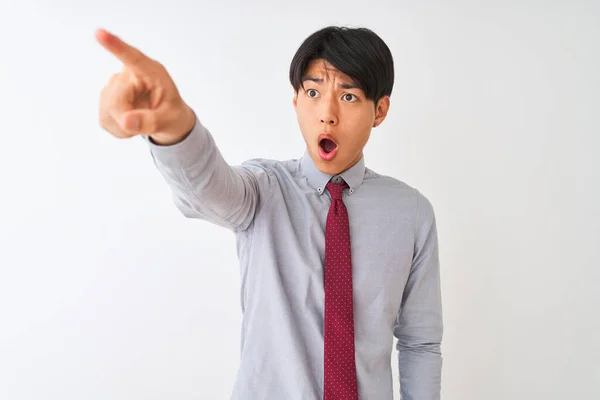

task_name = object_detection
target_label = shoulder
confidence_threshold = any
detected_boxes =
[240,157,301,178]
[364,167,436,223]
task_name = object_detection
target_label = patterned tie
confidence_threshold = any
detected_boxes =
[323,180,359,400]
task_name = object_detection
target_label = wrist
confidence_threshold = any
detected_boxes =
[150,105,196,146]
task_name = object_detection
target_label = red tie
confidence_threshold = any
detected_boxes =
[323,180,358,400]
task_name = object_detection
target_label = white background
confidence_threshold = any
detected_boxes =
[1,1,599,399]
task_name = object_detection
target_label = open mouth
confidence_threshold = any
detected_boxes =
[318,135,339,161]
[319,138,338,154]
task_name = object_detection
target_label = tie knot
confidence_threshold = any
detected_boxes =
[326,180,348,200]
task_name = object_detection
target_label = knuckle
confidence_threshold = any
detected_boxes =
[98,112,114,131]
[153,59,165,70]
[155,62,169,77]
[121,67,135,79]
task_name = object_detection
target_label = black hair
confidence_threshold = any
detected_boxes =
[289,26,394,105]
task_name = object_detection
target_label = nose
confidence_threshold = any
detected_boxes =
[320,99,338,126]
[320,116,337,125]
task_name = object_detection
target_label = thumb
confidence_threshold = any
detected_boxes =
[120,109,160,135]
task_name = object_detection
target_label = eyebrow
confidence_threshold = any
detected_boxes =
[301,75,360,90]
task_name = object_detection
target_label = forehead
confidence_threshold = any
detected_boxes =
[303,59,353,82]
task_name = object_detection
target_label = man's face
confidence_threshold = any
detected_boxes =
[293,59,389,175]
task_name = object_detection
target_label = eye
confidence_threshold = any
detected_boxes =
[306,89,320,98]
[342,93,358,102]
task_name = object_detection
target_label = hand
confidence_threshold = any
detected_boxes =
[96,28,195,145]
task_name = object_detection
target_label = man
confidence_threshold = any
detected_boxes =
[97,25,443,400]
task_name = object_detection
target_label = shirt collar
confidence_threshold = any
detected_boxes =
[300,150,366,196]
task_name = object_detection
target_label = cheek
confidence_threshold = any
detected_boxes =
[341,111,373,142]
[296,105,315,131]
[297,112,310,134]
[295,109,313,143]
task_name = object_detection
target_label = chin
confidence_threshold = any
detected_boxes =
[308,144,354,175]
[314,157,345,175]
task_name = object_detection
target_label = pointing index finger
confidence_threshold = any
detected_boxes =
[95,28,152,70]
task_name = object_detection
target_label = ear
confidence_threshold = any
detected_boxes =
[293,91,298,110]
[372,96,390,127]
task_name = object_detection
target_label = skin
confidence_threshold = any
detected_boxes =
[96,29,391,168]
[293,59,390,175]
[96,29,195,145]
